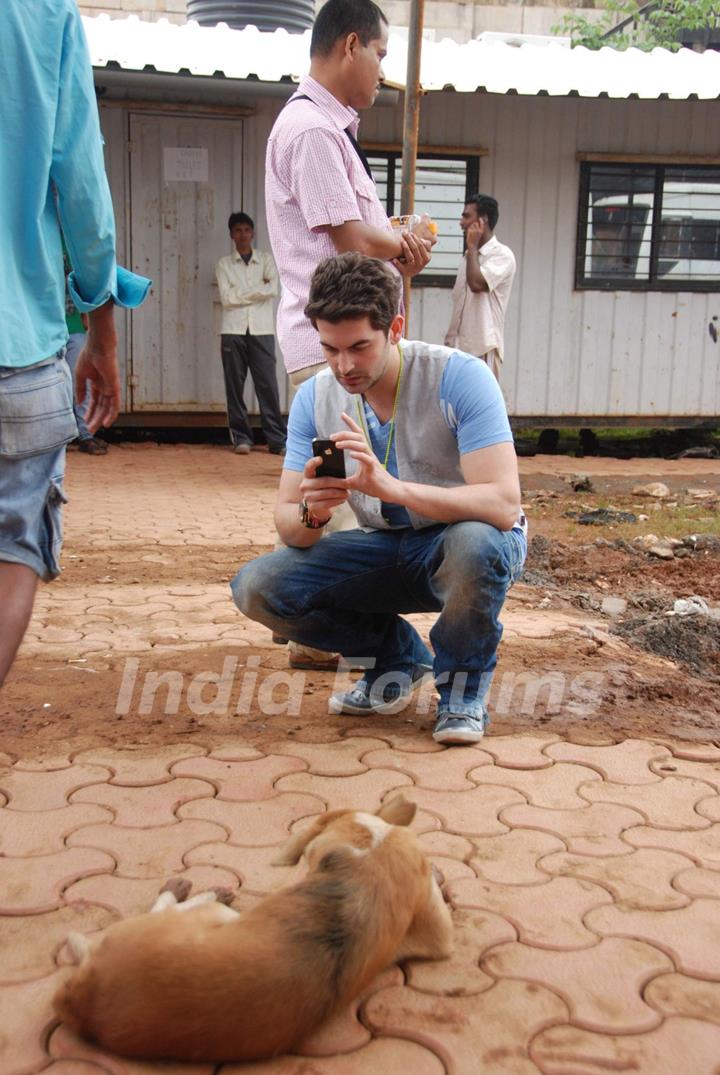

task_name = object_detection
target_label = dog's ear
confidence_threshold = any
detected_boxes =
[271,812,341,866]
[377,795,416,827]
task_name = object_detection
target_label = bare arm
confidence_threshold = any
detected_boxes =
[327,221,434,279]
[74,299,120,432]
[333,414,521,531]
[464,221,490,294]
[327,219,403,259]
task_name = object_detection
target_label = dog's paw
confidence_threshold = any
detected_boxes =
[159,877,192,903]
[213,886,236,906]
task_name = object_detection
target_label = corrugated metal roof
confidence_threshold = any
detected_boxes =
[83,14,720,100]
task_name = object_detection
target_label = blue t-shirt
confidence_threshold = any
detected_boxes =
[284,348,513,528]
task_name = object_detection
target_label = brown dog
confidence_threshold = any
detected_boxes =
[53,796,453,1062]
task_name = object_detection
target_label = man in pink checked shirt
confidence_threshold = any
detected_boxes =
[265,0,435,672]
[266,0,435,390]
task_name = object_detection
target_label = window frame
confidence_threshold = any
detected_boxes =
[365,146,483,289]
[576,159,720,293]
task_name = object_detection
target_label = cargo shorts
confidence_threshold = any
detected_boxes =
[0,353,78,580]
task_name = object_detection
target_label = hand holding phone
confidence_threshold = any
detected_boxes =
[312,439,346,479]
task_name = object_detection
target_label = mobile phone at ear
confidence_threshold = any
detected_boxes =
[312,438,346,479]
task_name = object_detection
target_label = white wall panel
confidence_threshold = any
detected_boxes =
[104,91,720,422]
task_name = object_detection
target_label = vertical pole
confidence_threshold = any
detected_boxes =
[400,0,424,332]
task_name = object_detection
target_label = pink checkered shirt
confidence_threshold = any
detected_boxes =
[265,76,395,374]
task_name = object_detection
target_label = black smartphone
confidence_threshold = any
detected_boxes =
[312,438,346,479]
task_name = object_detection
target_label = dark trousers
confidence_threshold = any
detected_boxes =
[220,332,286,450]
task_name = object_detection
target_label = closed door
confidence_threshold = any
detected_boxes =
[129,112,244,411]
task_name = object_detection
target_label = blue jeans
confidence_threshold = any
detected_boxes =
[64,333,91,441]
[232,521,527,719]
[0,353,77,579]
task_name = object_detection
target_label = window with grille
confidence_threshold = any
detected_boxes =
[367,152,480,287]
[577,161,720,291]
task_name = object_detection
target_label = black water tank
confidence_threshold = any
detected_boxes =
[186,0,314,33]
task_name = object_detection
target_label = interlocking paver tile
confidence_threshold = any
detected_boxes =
[540,847,694,910]
[221,1037,445,1074]
[586,899,720,976]
[0,803,111,855]
[13,755,73,771]
[0,847,114,913]
[668,742,720,762]
[298,968,401,1057]
[470,829,566,884]
[185,842,298,895]
[274,769,412,811]
[649,756,720,793]
[0,904,114,983]
[365,978,568,1074]
[407,908,514,996]
[673,866,720,898]
[208,745,264,761]
[512,803,639,858]
[449,876,612,948]
[416,830,475,861]
[697,795,720,822]
[345,728,442,753]
[645,972,720,1022]
[0,973,60,1075]
[361,746,492,790]
[49,1024,215,1074]
[0,764,110,810]
[479,734,560,769]
[72,745,209,784]
[624,821,720,867]
[64,865,241,918]
[43,1062,114,1074]
[70,778,216,826]
[171,755,306,800]
[545,738,671,783]
[470,762,601,809]
[408,785,526,837]
[530,1018,720,1075]
[265,737,386,775]
[67,820,226,878]
[581,775,716,829]
[485,937,672,1032]
[179,793,324,845]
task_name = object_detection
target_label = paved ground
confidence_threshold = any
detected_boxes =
[2,445,720,1074]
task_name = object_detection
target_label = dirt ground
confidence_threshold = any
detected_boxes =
[2,445,719,757]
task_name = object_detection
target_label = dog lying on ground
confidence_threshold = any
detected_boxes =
[53,796,453,1062]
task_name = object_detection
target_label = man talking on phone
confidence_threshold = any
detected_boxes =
[231,253,527,745]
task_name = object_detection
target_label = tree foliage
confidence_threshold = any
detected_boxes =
[552,0,720,51]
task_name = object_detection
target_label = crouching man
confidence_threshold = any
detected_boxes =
[231,252,527,745]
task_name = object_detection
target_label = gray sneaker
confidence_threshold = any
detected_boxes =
[329,664,433,716]
[432,710,488,745]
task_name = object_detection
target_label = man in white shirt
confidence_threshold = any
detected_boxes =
[215,212,286,455]
[445,195,516,382]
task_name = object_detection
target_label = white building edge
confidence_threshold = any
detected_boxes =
[85,15,720,425]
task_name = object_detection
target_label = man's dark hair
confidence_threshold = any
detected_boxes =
[310,0,388,58]
[304,252,400,334]
[228,211,254,231]
[466,194,499,231]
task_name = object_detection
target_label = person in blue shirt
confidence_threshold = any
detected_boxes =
[231,252,527,745]
[0,0,150,687]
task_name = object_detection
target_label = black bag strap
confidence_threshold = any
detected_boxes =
[288,94,373,180]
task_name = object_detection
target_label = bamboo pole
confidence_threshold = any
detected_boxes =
[399,0,424,332]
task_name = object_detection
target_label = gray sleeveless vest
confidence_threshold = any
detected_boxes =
[313,340,464,530]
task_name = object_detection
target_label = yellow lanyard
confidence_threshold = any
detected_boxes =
[354,344,404,470]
